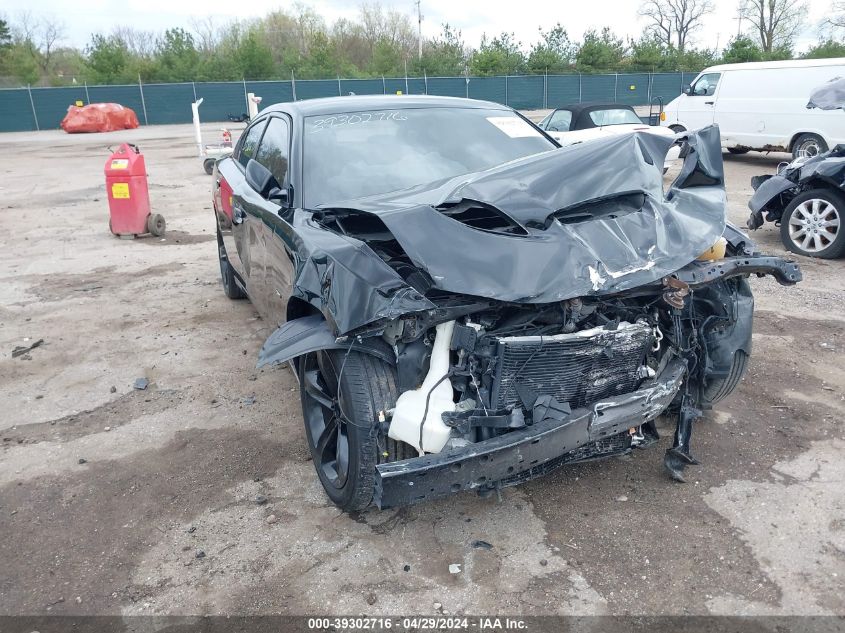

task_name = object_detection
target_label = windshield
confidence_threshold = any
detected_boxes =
[588,108,642,126]
[303,107,555,208]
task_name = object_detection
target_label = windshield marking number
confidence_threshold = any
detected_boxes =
[311,111,408,132]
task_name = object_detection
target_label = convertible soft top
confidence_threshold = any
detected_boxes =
[555,101,638,131]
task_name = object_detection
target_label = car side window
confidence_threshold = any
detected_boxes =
[691,73,720,97]
[254,117,290,185]
[236,120,267,168]
[547,110,572,132]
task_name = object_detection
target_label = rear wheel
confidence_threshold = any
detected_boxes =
[779,189,845,259]
[203,158,215,175]
[791,133,828,159]
[727,147,750,155]
[299,349,400,511]
[218,241,246,299]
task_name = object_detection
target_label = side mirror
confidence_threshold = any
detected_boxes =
[245,159,280,199]
[682,84,692,96]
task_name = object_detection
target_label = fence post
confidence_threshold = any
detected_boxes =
[242,78,248,113]
[465,75,469,99]
[578,73,582,102]
[424,70,428,95]
[291,70,297,101]
[138,75,148,126]
[647,73,652,105]
[614,73,618,101]
[27,85,39,131]
[382,75,386,94]
[543,71,547,109]
[404,59,409,95]
[192,81,197,101]
[84,81,90,104]
[337,75,342,96]
[505,74,508,106]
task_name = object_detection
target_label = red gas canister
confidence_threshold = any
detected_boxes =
[104,143,165,238]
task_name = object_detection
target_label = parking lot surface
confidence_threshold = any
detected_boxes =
[0,124,843,616]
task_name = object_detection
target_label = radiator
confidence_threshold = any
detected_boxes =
[490,321,652,411]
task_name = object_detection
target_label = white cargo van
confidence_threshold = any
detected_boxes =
[661,58,845,158]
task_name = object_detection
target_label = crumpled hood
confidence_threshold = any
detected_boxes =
[318,125,726,304]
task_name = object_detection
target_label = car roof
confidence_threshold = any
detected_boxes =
[701,58,845,73]
[260,94,510,117]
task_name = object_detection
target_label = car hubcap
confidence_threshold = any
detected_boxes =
[788,199,840,253]
[301,352,350,489]
[798,139,820,157]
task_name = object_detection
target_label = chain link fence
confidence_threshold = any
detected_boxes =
[0,71,701,133]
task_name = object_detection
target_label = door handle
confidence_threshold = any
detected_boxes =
[705,101,714,105]
[233,205,246,225]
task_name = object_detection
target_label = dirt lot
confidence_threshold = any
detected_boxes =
[0,122,843,618]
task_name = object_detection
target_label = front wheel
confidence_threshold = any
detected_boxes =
[147,213,166,237]
[779,189,845,259]
[299,349,399,511]
[727,147,750,155]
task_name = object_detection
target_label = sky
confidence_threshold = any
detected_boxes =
[5,0,837,54]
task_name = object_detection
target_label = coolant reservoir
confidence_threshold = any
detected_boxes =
[697,236,727,261]
[388,320,456,455]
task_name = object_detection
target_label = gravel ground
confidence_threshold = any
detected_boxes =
[0,122,843,618]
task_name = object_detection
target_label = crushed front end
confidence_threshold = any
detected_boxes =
[259,125,801,509]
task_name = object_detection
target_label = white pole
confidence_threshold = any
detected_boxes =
[192,98,204,158]
[138,74,148,125]
[27,85,40,131]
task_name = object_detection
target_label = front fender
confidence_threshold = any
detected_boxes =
[257,314,395,369]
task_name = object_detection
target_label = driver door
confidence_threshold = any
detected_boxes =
[680,72,721,130]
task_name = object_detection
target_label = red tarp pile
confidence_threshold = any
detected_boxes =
[60,103,140,134]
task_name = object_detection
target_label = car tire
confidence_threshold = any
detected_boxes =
[218,241,247,299]
[203,158,215,175]
[727,147,750,155]
[299,349,399,511]
[669,124,686,133]
[701,350,748,406]
[791,133,828,159]
[779,189,845,259]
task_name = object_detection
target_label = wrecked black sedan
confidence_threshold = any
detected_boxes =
[212,95,801,511]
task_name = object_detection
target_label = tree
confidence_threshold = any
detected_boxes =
[414,24,466,76]
[576,28,626,72]
[0,18,11,48]
[85,33,132,83]
[825,1,845,30]
[470,32,525,75]
[155,28,199,82]
[739,0,807,53]
[721,35,763,62]
[803,39,845,58]
[639,0,714,53]
[234,29,274,80]
[526,24,573,74]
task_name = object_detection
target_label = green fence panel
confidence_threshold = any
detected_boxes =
[0,89,38,132]
[506,75,544,109]
[546,75,581,108]
[426,76,466,98]
[140,83,194,124]
[383,77,408,94]
[650,73,684,106]
[616,73,650,106]
[468,76,506,105]
[86,84,145,120]
[294,79,338,100]
[339,78,384,95]
[248,81,294,110]
[195,82,248,122]
[580,74,616,102]
[31,86,87,130]
[402,78,425,95]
